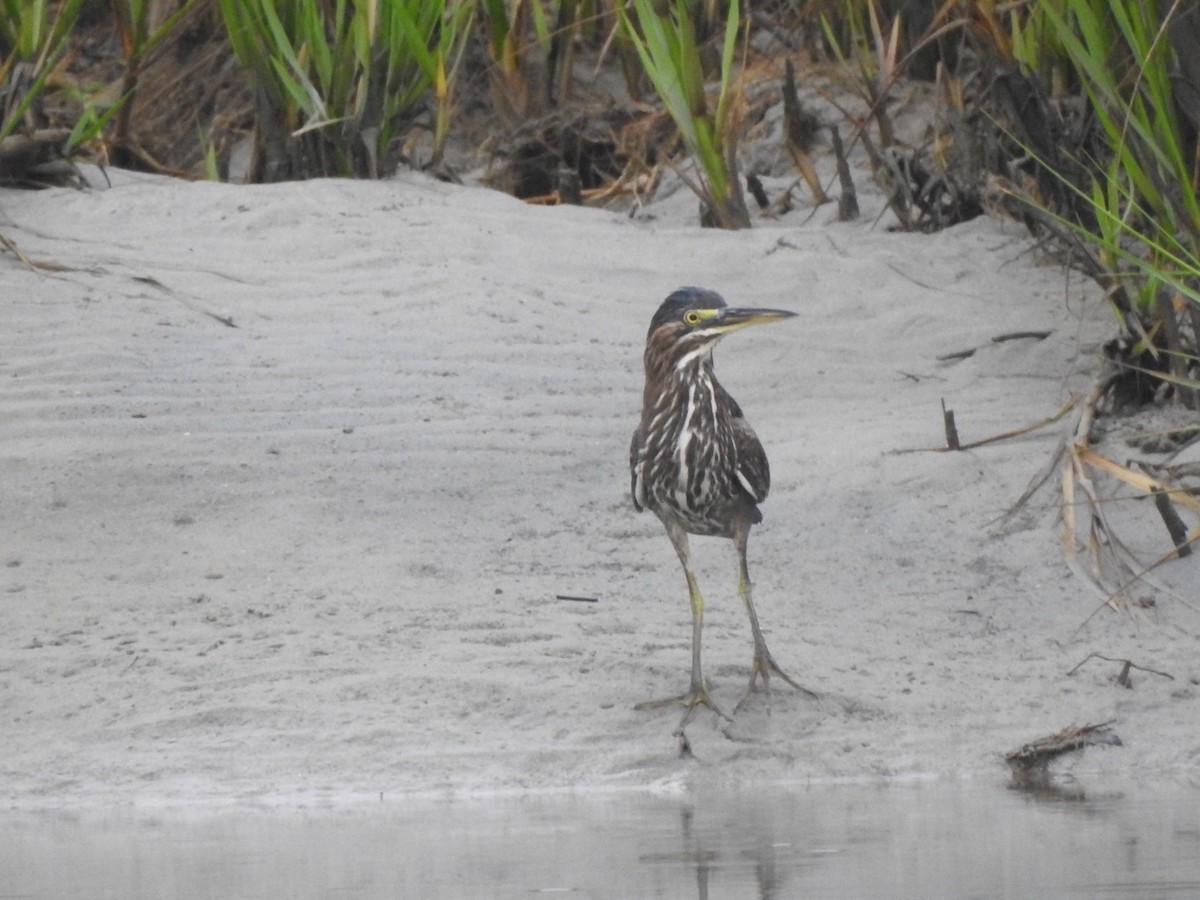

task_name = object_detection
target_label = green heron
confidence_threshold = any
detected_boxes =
[630,287,815,731]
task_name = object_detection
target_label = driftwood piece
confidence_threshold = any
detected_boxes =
[1005,720,1121,779]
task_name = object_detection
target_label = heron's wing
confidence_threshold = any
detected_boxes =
[629,427,646,512]
[722,384,769,503]
[733,417,770,503]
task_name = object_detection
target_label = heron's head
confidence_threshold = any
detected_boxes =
[645,287,796,372]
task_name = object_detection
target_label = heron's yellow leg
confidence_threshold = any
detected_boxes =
[734,529,817,713]
[636,527,731,729]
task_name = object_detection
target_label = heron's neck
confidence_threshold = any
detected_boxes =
[645,346,715,407]
[673,342,714,374]
[649,355,726,438]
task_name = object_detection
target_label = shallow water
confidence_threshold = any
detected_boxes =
[5,779,1199,899]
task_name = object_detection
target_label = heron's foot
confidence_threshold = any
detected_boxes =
[635,683,731,731]
[734,652,818,713]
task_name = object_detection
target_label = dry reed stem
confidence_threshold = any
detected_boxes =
[1058,360,1199,626]
[0,232,73,272]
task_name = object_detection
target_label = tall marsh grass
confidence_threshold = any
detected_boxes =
[1,0,85,143]
[218,0,474,180]
[1028,0,1200,384]
[107,0,202,165]
[618,0,750,228]
[0,0,133,183]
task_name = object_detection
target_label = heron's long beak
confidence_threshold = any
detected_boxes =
[712,307,797,334]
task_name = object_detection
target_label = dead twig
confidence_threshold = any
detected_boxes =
[937,347,975,361]
[940,331,1051,362]
[0,232,38,270]
[830,125,858,221]
[992,330,1052,343]
[989,175,1150,344]
[1067,540,1200,640]
[941,398,960,450]
[1077,448,1200,522]
[1067,652,1175,687]
[993,437,1068,524]
[745,173,769,210]
[782,60,829,206]
[932,396,1078,453]
[0,232,74,272]
[1152,487,1194,557]
[132,275,238,328]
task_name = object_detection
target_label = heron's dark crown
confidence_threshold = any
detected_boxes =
[647,287,727,338]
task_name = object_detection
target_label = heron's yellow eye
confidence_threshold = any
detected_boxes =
[683,310,702,326]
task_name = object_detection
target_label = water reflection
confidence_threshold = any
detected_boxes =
[4,780,1199,899]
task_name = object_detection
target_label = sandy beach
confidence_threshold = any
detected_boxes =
[2,155,1197,810]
